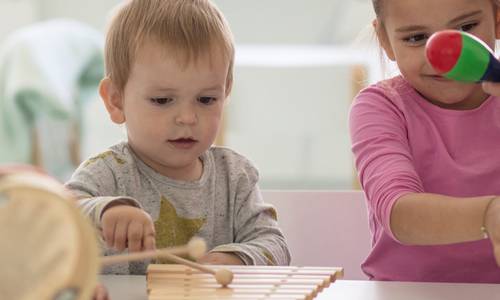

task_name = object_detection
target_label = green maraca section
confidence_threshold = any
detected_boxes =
[445,33,490,82]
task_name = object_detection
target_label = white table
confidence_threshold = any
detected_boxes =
[100,276,500,300]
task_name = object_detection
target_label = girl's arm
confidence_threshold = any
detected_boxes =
[350,84,500,265]
[391,193,496,244]
[392,193,500,266]
[485,198,500,265]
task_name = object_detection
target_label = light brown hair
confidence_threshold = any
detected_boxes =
[104,0,234,92]
[373,0,500,20]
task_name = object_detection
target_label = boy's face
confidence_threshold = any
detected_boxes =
[108,41,229,180]
[377,0,500,109]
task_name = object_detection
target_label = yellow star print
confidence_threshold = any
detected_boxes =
[263,250,277,266]
[154,196,205,262]
[266,207,278,221]
[84,150,126,167]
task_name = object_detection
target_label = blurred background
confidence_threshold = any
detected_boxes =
[0,0,387,189]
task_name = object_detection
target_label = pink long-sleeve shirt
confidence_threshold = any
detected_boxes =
[350,75,500,283]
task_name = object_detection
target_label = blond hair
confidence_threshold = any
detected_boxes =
[104,0,234,92]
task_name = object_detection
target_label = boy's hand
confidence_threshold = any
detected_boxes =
[93,282,109,300]
[197,252,245,265]
[101,205,156,252]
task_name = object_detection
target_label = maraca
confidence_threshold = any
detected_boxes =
[425,30,500,82]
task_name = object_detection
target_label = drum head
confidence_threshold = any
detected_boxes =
[0,173,99,300]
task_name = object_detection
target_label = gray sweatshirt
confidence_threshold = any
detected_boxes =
[65,142,291,274]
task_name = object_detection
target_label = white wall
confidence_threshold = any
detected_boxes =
[0,0,39,42]
[0,1,381,189]
[212,0,374,44]
[35,0,374,44]
[263,190,371,280]
[229,62,355,189]
[38,0,121,30]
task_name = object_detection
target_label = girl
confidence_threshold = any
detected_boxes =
[350,0,500,282]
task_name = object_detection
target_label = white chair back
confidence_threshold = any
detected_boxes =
[263,190,370,279]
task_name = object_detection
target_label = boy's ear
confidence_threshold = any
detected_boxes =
[373,19,396,61]
[99,77,126,124]
[225,77,233,98]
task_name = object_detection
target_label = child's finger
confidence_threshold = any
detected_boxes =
[113,220,129,252]
[482,81,500,95]
[493,243,500,267]
[101,218,116,248]
[143,233,156,251]
[492,228,500,266]
[127,220,144,252]
[143,224,156,251]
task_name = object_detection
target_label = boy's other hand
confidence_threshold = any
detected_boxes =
[101,205,156,252]
[93,282,109,300]
[197,252,245,265]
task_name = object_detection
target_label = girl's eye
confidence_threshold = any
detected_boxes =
[459,23,478,32]
[198,96,217,105]
[150,97,173,105]
[403,33,428,45]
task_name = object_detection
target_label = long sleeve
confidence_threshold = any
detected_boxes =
[65,148,144,275]
[65,151,141,228]
[209,153,291,266]
[350,84,424,239]
[212,186,290,265]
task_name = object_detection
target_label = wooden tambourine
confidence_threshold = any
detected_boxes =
[0,173,99,300]
[0,172,223,300]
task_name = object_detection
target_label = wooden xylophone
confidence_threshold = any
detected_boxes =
[147,264,344,300]
[0,171,345,300]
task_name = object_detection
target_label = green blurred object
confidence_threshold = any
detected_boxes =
[0,19,104,180]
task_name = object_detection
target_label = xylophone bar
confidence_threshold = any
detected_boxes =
[149,264,343,272]
[149,284,321,299]
[149,294,311,300]
[148,278,325,298]
[149,287,314,299]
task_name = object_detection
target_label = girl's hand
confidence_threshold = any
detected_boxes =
[101,205,156,252]
[482,82,500,96]
[197,252,245,265]
[484,197,500,266]
[93,282,109,300]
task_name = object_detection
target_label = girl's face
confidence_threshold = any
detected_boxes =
[376,0,500,109]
